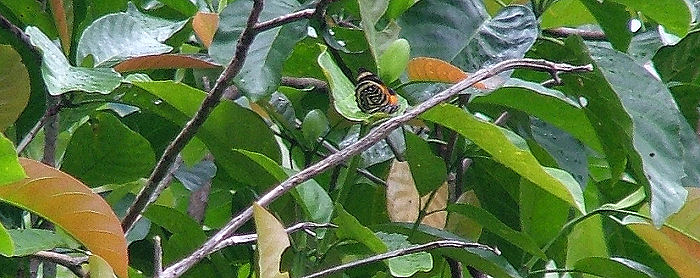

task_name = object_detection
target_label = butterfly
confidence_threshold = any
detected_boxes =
[355,68,399,114]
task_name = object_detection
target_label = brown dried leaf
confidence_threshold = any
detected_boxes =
[420,183,447,229]
[114,54,220,72]
[192,12,219,48]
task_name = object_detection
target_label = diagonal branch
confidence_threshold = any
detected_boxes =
[31,251,88,278]
[212,222,336,252]
[161,58,593,277]
[302,240,499,278]
[120,0,266,232]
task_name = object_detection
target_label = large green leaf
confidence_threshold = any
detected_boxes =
[653,30,700,83]
[471,78,603,152]
[358,0,400,61]
[0,134,25,186]
[6,229,66,256]
[0,0,58,38]
[76,3,187,66]
[61,112,155,186]
[0,45,30,131]
[0,224,11,256]
[422,104,585,212]
[128,80,281,174]
[529,119,589,188]
[582,41,700,224]
[579,0,632,51]
[448,203,545,259]
[376,232,433,277]
[404,132,446,195]
[608,0,692,37]
[317,45,408,122]
[540,0,595,29]
[669,84,700,130]
[25,27,122,96]
[158,0,198,16]
[209,0,307,101]
[573,257,661,278]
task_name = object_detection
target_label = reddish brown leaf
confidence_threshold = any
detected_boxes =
[407,57,488,90]
[0,158,128,277]
[192,12,219,48]
[48,0,72,54]
[113,54,220,72]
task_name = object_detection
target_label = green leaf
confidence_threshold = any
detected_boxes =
[61,112,156,186]
[76,3,187,66]
[385,0,418,19]
[25,26,122,95]
[88,255,117,278]
[334,203,387,253]
[0,45,30,131]
[376,232,433,277]
[0,223,12,256]
[144,205,206,240]
[317,44,408,122]
[209,0,306,101]
[253,203,290,278]
[583,41,698,225]
[6,229,66,256]
[301,110,329,148]
[448,203,545,259]
[422,104,585,212]
[0,134,25,186]
[669,84,700,127]
[540,0,596,29]
[529,119,588,187]
[653,30,700,83]
[404,132,446,195]
[471,78,603,152]
[608,0,692,36]
[579,0,631,51]
[128,81,281,179]
[0,0,58,38]
[358,0,400,61]
[158,0,199,16]
[574,257,661,278]
[377,38,410,83]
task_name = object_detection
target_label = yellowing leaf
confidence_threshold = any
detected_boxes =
[253,203,290,278]
[420,183,447,229]
[0,45,30,131]
[407,57,488,90]
[386,160,420,223]
[446,191,483,240]
[192,12,219,48]
[0,158,128,277]
[113,54,220,72]
[386,160,447,229]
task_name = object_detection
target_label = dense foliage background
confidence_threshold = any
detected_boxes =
[1,0,700,277]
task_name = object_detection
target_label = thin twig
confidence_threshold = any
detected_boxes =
[154,236,163,278]
[302,240,499,278]
[161,59,593,277]
[493,111,510,126]
[254,9,315,32]
[31,251,87,278]
[16,103,62,154]
[543,27,607,40]
[121,0,266,232]
[212,222,337,252]
[281,77,329,93]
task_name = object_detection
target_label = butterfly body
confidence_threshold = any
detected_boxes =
[355,68,399,114]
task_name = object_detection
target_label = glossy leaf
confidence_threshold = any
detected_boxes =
[404,132,446,195]
[317,44,408,122]
[61,112,156,186]
[0,158,128,277]
[0,0,58,37]
[574,257,660,278]
[301,109,329,148]
[579,0,631,51]
[6,229,67,256]
[540,0,595,29]
[653,30,700,83]
[26,26,122,95]
[192,12,219,48]
[0,224,11,256]
[209,0,307,101]
[129,81,282,178]
[520,179,569,248]
[609,0,692,36]
[76,3,187,66]
[253,203,290,278]
[334,203,387,253]
[113,54,220,72]
[0,134,25,186]
[422,104,585,212]
[449,203,545,259]
[529,118,588,187]
[358,0,400,61]
[158,0,198,16]
[377,38,410,83]
[0,45,30,131]
[669,84,700,128]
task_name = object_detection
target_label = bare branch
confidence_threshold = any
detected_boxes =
[161,58,593,277]
[493,111,510,126]
[31,251,87,278]
[281,77,328,93]
[254,9,315,32]
[302,240,499,278]
[212,222,336,252]
[154,236,163,278]
[121,0,267,232]
[16,103,62,154]
[543,27,606,40]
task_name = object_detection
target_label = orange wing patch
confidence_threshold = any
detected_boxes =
[407,57,488,90]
